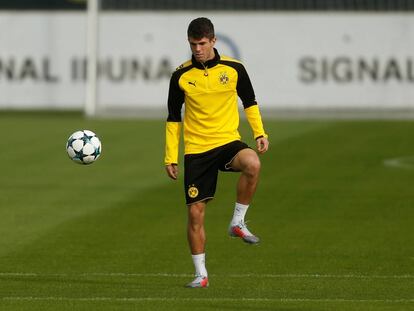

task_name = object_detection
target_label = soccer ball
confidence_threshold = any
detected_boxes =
[66,130,102,165]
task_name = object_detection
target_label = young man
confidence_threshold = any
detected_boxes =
[165,17,269,288]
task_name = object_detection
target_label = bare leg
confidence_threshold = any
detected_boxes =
[231,149,261,205]
[187,201,207,254]
[186,201,209,283]
[228,148,261,244]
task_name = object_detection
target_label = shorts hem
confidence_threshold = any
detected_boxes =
[224,146,252,171]
[186,196,214,206]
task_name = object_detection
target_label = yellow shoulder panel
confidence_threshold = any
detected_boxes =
[175,59,192,71]
[220,55,243,64]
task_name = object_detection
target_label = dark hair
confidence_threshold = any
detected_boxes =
[187,17,215,40]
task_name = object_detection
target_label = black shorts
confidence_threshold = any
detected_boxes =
[184,140,250,205]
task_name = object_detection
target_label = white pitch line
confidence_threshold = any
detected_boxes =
[0,272,413,279]
[225,273,414,279]
[383,156,414,170]
[1,296,414,303]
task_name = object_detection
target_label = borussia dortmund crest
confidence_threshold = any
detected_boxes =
[188,185,199,198]
[219,72,229,85]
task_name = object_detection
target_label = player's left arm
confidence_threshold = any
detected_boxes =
[236,63,269,154]
[245,105,269,154]
[255,135,269,154]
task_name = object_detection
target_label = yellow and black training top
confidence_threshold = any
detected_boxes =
[165,48,267,165]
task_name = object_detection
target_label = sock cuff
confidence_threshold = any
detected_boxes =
[235,202,249,209]
[191,253,205,260]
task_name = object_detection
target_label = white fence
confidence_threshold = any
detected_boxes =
[0,12,414,111]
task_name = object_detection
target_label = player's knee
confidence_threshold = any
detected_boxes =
[188,202,205,223]
[244,155,261,177]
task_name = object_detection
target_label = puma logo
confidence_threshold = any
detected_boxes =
[188,81,196,87]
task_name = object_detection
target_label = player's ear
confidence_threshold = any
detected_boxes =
[211,37,217,45]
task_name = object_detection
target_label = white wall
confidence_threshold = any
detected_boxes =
[1,12,414,110]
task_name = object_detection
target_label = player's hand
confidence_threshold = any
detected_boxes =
[256,137,269,154]
[165,164,178,180]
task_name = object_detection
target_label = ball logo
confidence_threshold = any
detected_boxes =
[188,186,199,199]
[216,33,241,60]
[219,72,229,85]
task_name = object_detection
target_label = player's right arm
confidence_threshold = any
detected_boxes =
[165,163,179,180]
[165,71,184,180]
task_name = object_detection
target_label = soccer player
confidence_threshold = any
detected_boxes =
[164,17,269,288]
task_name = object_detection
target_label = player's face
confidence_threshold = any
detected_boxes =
[188,37,216,63]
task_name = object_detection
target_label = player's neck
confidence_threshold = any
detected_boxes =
[199,49,216,65]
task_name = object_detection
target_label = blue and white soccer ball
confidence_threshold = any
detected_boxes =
[66,130,102,165]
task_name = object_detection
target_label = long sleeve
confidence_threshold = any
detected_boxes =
[233,62,268,140]
[165,121,182,165]
[165,71,184,165]
[245,104,268,140]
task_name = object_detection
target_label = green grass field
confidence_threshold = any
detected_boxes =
[0,112,413,310]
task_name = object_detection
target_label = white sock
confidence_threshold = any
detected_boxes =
[192,253,208,277]
[231,202,249,225]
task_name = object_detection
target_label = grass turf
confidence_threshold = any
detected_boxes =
[0,112,413,310]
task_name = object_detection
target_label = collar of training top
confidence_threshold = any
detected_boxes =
[191,48,220,69]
